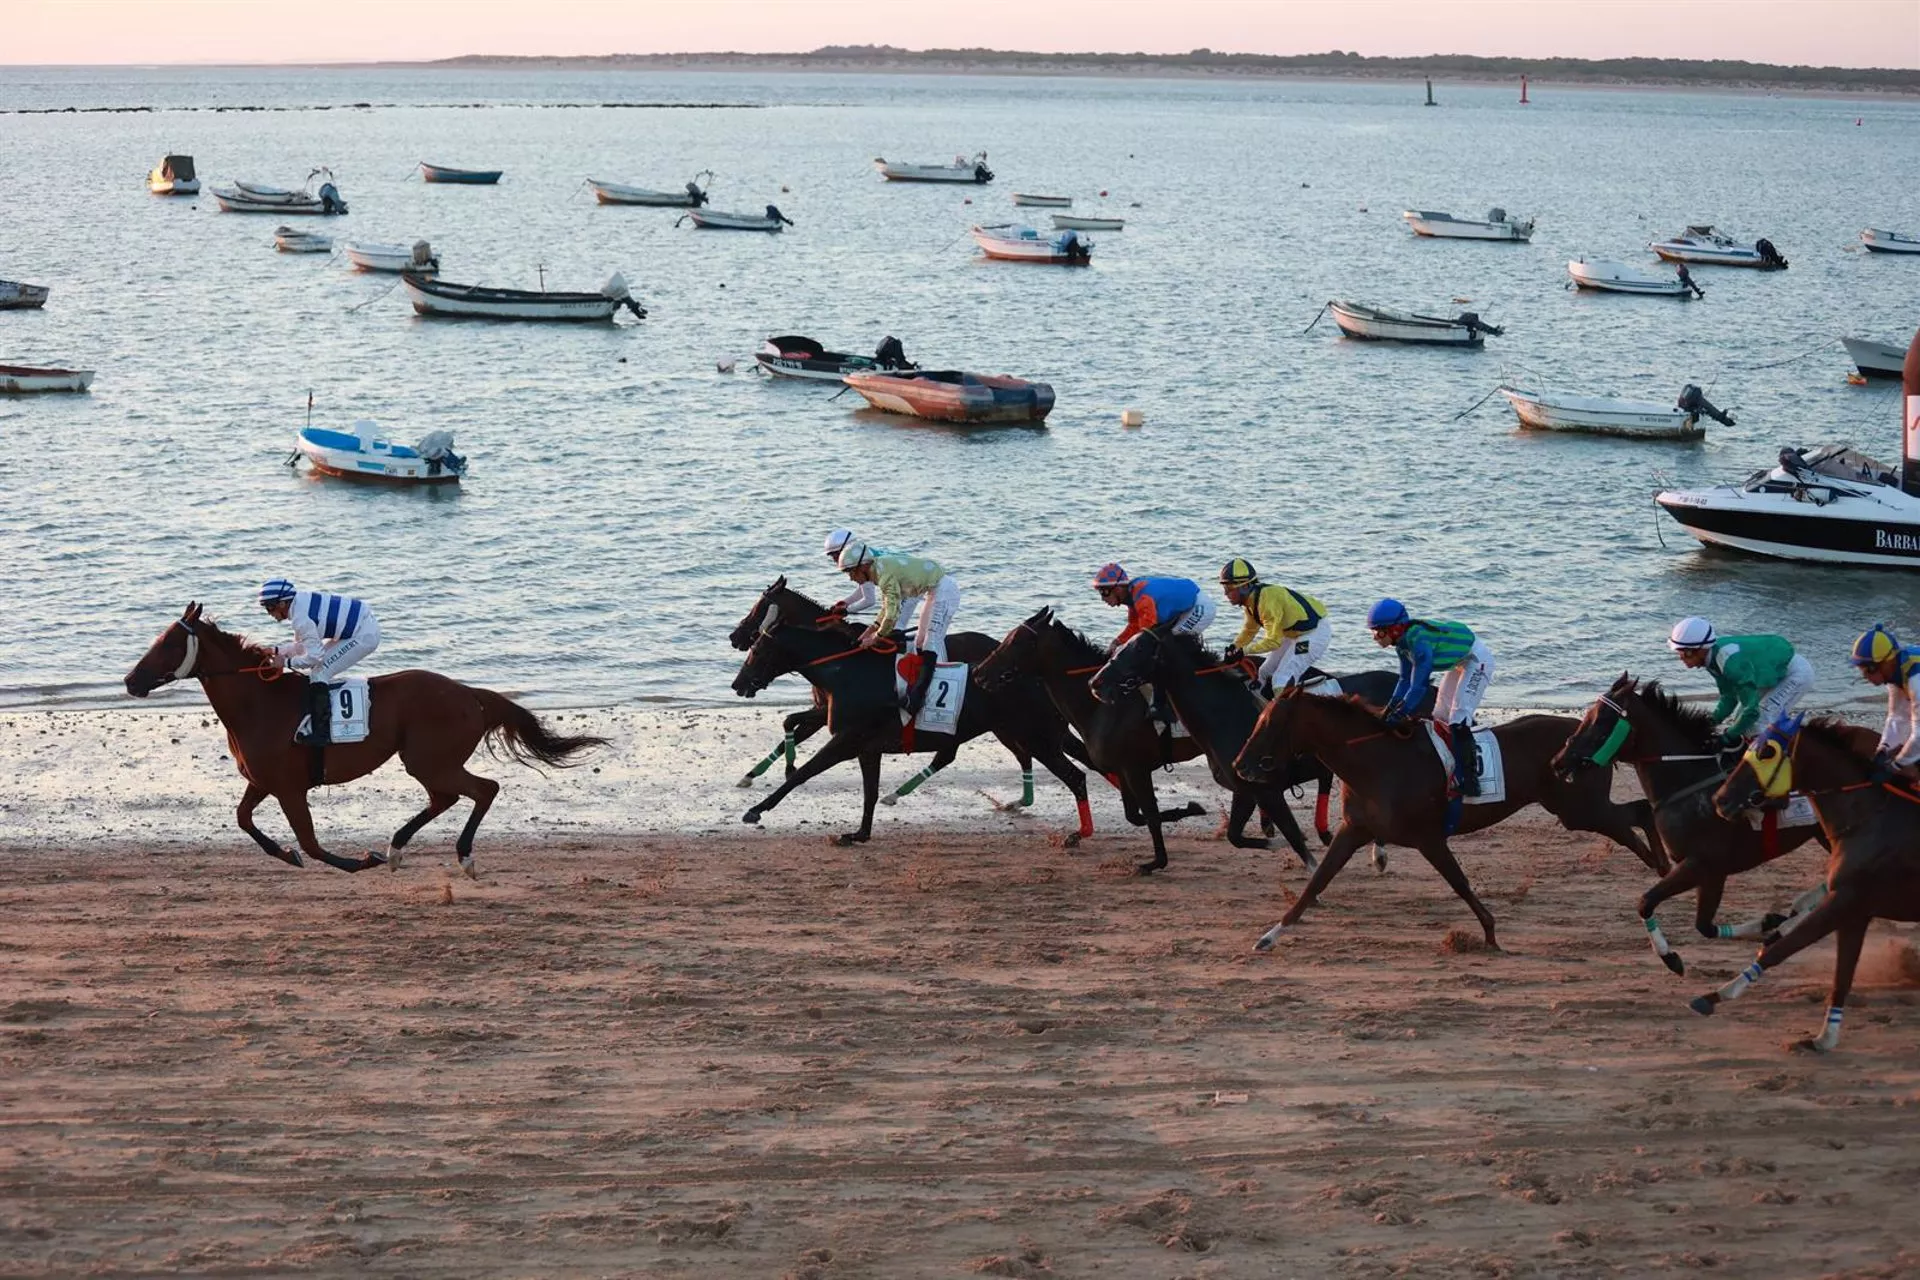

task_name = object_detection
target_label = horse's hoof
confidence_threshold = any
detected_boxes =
[1059,831,1082,849]
[273,846,304,869]
[832,833,868,847]
[460,857,477,881]
[1135,861,1162,877]
[734,775,754,788]
[1760,912,1789,933]
[879,794,898,807]
[1315,829,1333,846]
[742,810,762,825]
[1299,854,1319,874]
[1689,995,1717,1017]
[385,847,404,872]
[1253,926,1285,952]
[1662,952,1685,976]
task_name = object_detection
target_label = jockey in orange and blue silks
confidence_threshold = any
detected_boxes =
[1852,623,1920,780]
[1094,564,1216,654]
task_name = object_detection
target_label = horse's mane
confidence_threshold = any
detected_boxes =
[1794,715,1878,759]
[769,583,863,638]
[1630,678,1720,744]
[1047,615,1109,662]
[193,613,274,660]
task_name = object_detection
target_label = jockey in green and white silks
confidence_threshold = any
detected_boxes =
[1852,623,1920,778]
[837,539,957,713]
[1668,617,1814,746]
[824,528,888,616]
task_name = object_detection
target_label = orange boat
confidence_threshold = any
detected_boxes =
[841,370,1054,424]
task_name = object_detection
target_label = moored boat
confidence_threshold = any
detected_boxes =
[874,153,993,183]
[401,272,645,322]
[1012,193,1071,207]
[345,240,439,274]
[1649,225,1786,268]
[214,173,347,215]
[1402,208,1535,241]
[1567,257,1702,297]
[294,421,465,485]
[588,172,712,206]
[842,369,1053,424]
[0,279,51,310]
[755,335,914,383]
[1499,384,1732,439]
[420,162,502,184]
[684,205,792,232]
[1052,213,1123,231]
[273,226,333,253]
[148,154,199,195]
[1861,228,1920,255]
[1842,334,1912,380]
[1327,300,1500,346]
[1,364,94,393]
[971,224,1092,264]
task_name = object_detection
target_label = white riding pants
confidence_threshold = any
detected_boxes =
[1170,595,1217,640]
[911,577,959,662]
[1434,638,1493,724]
[1257,624,1330,690]
[1754,654,1815,730]
[303,615,381,682]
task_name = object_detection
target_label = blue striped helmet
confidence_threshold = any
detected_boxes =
[259,578,296,605]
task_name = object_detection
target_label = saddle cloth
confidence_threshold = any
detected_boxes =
[295,677,372,745]
[1137,684,1191,737]
[1424,721,1508,805]
[1745,793,1817,830]
[895,657,968,734]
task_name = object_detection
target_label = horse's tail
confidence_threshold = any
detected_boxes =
[475,688,610,769]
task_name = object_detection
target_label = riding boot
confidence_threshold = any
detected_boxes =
[1148,683,1175,765]
[306,680,331,787]
[904,659,937,715]
[1453,721,1481,797]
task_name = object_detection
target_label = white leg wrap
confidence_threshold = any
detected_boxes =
[1717,959,1764,1003]
[1811,1006,1842,1051]
[1646,916,1675,957]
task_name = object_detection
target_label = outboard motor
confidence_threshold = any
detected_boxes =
[1486,206,1507,224]
[874,335,911,370]
[975,159,995,183]
[410,240,436,270]
[318,182,346,215]
[1457,311,1503,338]
[1677,383,1734,427]
[1755,237,1787,269]
[686,180,709,207]
[601,271,647,319]
[766,204,793,227]
[414,430,466,477]
[1676,263,1704,298]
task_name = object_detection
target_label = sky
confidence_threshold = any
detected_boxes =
[8,0,1919,68]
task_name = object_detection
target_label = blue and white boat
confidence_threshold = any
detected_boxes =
[294,421,465,486]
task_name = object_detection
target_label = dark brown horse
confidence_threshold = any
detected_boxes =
[124,603,607,875]
[1696,715,1917,1052]
[1552,674,1826,975]
[1234,692,1664,951]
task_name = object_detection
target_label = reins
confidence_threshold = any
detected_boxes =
[806,637,899,667]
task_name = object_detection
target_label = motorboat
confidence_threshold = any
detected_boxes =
[1842,335,1912,380]
[401,271,646,322]
[274,226,333,253]
[683,205,792,232]
[1649,225,1786,268]
[1327,300,1500,346]
[1,364,94,393]
[1052,213,1123,231]
[0,279,51,310]
[344,240,439,274]
[1567,257,1702,297]
[1861,228,1920,255]
[1499,384,1732,440]
[874,153,993,183]
[971,224,1092,264]
[1402,208,1535,241]
[1012,193,1071,207]
[1655,333,1920,566]
[420,162,502,184]
[755,335,915,383]
[294,421,465,485]
[588,172,711,206]
[214,172,347,215]
[842,370,1053,424]
[148,154,199,195]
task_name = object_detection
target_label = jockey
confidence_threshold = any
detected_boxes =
[1218,558,1329,696]
[259,577,380,745]
[1668,617,1814,747]
[1369,599,1494,796]
[838,539,957,714]
[824,528,881,616]
[1850,623,1920,780]
[1095,564,1217,654]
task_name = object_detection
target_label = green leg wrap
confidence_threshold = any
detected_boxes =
[1020,768,1035,807]
[893,763,939,799]
[783,730,796,770]
[746,740,785,780]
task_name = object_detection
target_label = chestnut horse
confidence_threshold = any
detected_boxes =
[124,603,607,875]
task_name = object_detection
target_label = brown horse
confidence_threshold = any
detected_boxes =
[1234,692,1664,951]
[1696,715,1917,1052]
[124,603,607,875]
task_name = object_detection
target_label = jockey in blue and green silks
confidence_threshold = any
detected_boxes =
[1852,623,1920,781]
[1368,598,1495,796]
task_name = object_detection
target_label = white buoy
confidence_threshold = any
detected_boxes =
[717,359,736,374]
[1120,408,1145,428]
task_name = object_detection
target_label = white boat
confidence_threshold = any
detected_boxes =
[215,174,347,216]
[588,172,712,207]
[1402,208,1535,242]
[295,421,465,485]
[402,271,645,322]
[1327,300,1500,346]
[0,279,51,309]
[148,154,199,195]
[274,226,333,253]
[1843,335,1912,380]
[754,335,914,383]
[1650,225,1786,269]
[1052,213,1123,231]
[1567,257,1702,297]
[1499,384,1732,439]
[971,224,1092,264]
[344,240,439,274]
[874,153,993,183]
[1012,193,1071,207]
[684,205,792,232]
[1861,228,1920,255]
[1,364,94,394]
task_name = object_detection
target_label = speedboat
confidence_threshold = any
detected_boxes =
[1402,208,1535,241]
[294,421,465,485]
[1500,384,1732,439]
[420,162,502,184]
[589,172,711,206]
[1650,225,1786,268]
[274,226,333,253]
[148,154,199,195]
[1842,335,1912,380]
[684,205,792,232]
[1,364,94,393]
[1861,228,1920,255]
[971,224,1092,264]
[1052,213,1123,231]
[755,335,914,383]
[0,279,51,309]
[874,153,993,183]
[1327,300,1500,346]
[402,272,645,322]
[842,370,1053,424]
[1567,257,1702,297]
[214,171,347,215]
[344,240,439,273]
[1012,193,1071,207]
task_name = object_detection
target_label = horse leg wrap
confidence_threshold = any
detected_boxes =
[1313,792,1331,833]
[1020,768,1035,808]
[1646,917,1683,973]
[784,730,796,770]
[744,741,785,782]
[1718,960,1764,1003]
[1075,796,1094,838]
[1810,1006,1843,1052]
[1788,883,1828,916]
[891,764,937,799]
[1716,920,1765,940]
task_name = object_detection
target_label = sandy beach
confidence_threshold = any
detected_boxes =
[4,705,1919,1277]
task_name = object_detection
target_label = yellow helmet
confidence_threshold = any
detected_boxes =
[1851,623,1901,668]
[1220,558,1258,587]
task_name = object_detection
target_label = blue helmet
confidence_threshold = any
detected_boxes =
[1366,598,1410,629]
[259,578,296,605]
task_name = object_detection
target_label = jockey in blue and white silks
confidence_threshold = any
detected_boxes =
[1852,623,1920,778]
[259,578,381,683]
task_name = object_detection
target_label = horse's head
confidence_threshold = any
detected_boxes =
[977,605,1052,690]
[1090,629,1159,704]
[125,603,207,697]
[1712,715,1801,820]
[729,575,788,652]
[1553,671,1636,780]
[1234,685,1304,782]
[730,600,792,698]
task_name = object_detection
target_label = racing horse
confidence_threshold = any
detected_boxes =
[1698,716,1916,1052]
[1234,691,1664,951]
[124,603,606,875]
[1553,674,1824,975]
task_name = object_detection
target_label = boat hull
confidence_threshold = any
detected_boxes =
[1842,336,1909,379]
[1012,194,1071,207]
[345,243,438,273]
[297,428,461,485]
[1402,211,1533,241]
[1657,491,1920,567]
[688,210,783,231]
[215,189,337,215]
[1862,229,1920,254]
[1501,389,1700,439]
[148,177,200,195]
[1052,215,1123,231]
[843,372,1053,424]
[589,180,701,206]
[1567,260,1691,295]
[402,275,628,322]
[0,365,94,393]
[874,159,993,183]
[971,226,1092,264]
[421,164,502,184]
[1650,239,1782,268]
[1329,303,1485,346]
[0,281,51,310]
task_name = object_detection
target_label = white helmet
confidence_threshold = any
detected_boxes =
[1668,616,1716,650]
[836,539,874,572]
[824,528,854,561]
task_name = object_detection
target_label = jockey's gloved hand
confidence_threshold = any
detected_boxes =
[1222,645,1243,664]
[1259,679,1274,699]
[1869,750,1898,783]
[1716,729,1744,750]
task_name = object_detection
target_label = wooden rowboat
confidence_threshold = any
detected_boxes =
[0,279,51,310]
[421,162,502,184]
[402,272,645,322]
[1,364,95,393]
[589,172,712,206]
[1327,300,1501,346]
